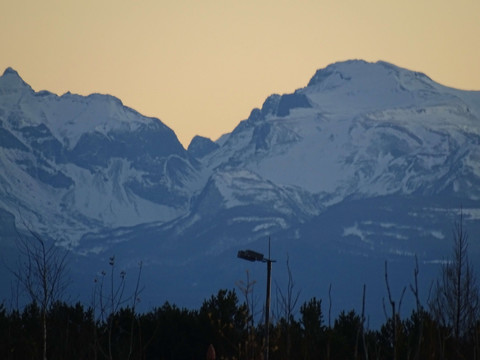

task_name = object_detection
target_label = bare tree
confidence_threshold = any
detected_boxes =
[275,256,301,322]
[383,260,406,360]
[236,270,258,359]
[429,212,480,342]
[92,256,144,360]
[275,256,301,359]
[359,284,369,360]
[328,283,332,329]
[12,229,69,360]
[409,255,425,360]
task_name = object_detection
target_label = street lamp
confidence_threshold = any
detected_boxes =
[237,241,275,360]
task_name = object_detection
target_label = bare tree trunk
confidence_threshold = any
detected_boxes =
[328,283,332,329]
[384,261,406,360]
[410,256,424,360]
[128,262,143,360]
[276,256,300,360]
[236,270,257,360]
[11,228,69,360]
[42,309,47,360]
[361,284,369,360]
[327,284,332,360]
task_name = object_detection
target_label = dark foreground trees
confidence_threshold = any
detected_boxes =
[2,216,479,359]
[1,290,479,360]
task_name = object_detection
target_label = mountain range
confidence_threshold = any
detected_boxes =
[1,60,479,326]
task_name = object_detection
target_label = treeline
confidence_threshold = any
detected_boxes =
[2,216,479,359]
[1,289,480,360]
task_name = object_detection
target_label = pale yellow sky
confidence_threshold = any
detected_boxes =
[1,0,479,147]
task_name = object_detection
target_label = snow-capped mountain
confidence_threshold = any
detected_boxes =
[204,60,479,199]
[1,61,479,324]
[0,67,200,245]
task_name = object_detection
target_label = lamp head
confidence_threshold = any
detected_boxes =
[237,249,264,262]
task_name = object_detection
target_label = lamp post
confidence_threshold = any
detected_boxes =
[237,240,275,360]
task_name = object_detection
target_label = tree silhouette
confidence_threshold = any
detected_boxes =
[12,230,68,360]
[430,212,480,354]
[300,297,324,359]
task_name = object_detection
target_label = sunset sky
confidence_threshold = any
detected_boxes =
[1,0,479,147]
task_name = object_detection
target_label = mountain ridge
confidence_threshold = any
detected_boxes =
[1,60,479,325]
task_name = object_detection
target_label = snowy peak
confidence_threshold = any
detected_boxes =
[0,67,186,153]
[307,60,433,91]
[212,60,480,200]
[298,60,473,116]
[237,60,452,129]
